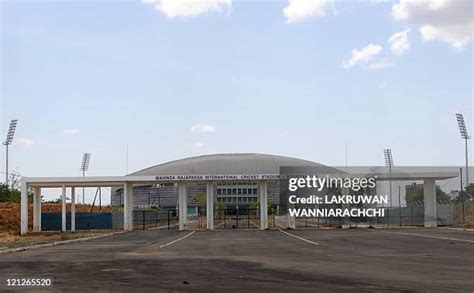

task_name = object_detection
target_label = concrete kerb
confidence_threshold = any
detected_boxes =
[0,230,130,255]
[437,227,474,232]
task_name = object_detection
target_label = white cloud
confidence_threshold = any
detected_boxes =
[367,59,393,69]
[283,0,334,23]
[143,0,231,18]
[366,0,393,3]
[63,129,79,135]
[392,0,473,49]
[419,24,472,49]
[343,29,409,70]
[190,124,216,134]
[192,142,204,148]
[11,139,89,149]
[388,28,410,55]
[342,43,391,69]
[14,138,35,147]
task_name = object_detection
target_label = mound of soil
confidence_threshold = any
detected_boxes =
[0,203,112,233]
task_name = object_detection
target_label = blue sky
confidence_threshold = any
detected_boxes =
[1,0,472,199]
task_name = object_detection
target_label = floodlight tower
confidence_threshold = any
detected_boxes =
[456,113,470,187]
[80,153,91,204]
[3,119,18,187]
[384,149,394,207]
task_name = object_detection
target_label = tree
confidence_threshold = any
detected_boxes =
[465,183,474,199]
[452,184,474,203]
[214,202,226,211]
[0,169,30,203]
[192,192,207,209]
[0,184,20,202]
[250,202,259,210]
[406,184,451,205]
[0,184,33,203]
[192,192,226,210]
[9,168,22,190]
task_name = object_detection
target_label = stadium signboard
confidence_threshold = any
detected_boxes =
[154,174,280,181]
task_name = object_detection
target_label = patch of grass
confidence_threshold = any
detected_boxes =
[60,233,70,241]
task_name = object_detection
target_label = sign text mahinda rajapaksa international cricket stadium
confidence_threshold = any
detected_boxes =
[155,174,281,181]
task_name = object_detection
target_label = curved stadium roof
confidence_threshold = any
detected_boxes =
[130,153,340,176]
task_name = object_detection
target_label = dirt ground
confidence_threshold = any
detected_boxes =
[453,201,474,228]
[0,230,111,251]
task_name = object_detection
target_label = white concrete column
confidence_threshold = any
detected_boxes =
[33,187,41,232]
[260,181,268,230]
[287,188,296,229]
[71,187,76,232]
[423,179,437,227]
[178,183,188,230]
[124,182,134,231]
[206,182,214,230]
[61,185,67,232]
[287,212,296,229]
[20,178,28,235]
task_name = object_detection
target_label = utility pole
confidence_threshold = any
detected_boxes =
[126,144,129,175]
[345,141,348,172]
[460,168,465,225]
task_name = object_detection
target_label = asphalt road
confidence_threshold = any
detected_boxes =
[0,228,473,292]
